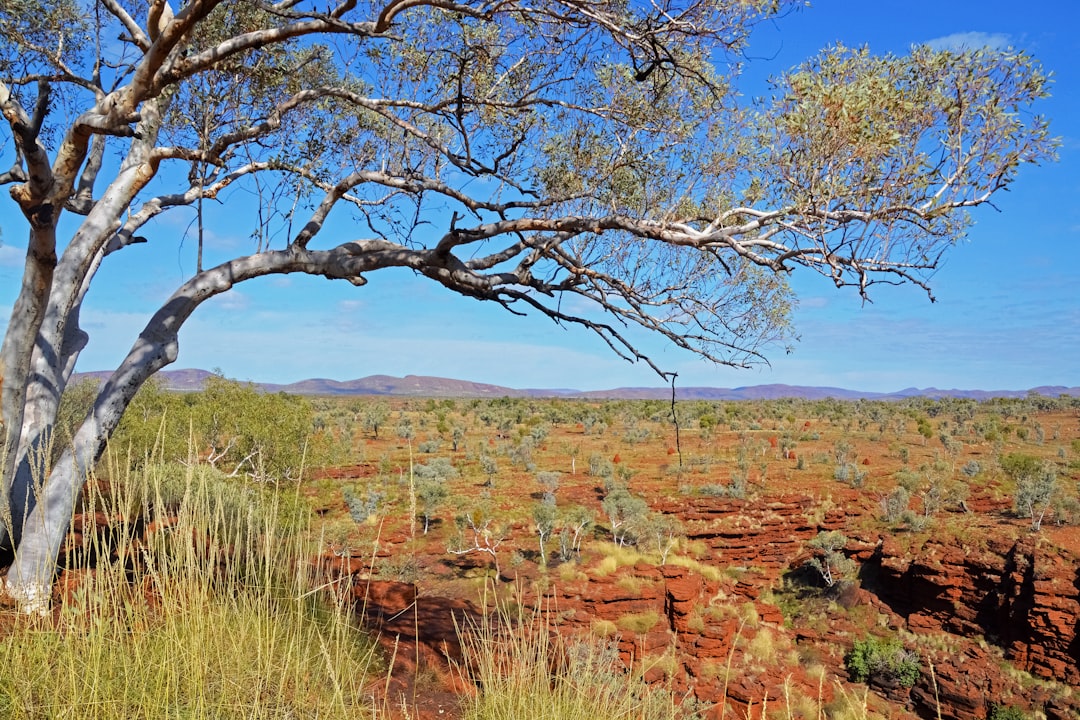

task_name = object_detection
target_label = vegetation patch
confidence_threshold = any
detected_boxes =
[845,635,921,688]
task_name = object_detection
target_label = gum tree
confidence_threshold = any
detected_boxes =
[0,0,1056,609]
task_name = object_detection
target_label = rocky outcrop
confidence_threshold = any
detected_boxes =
[869,529,1080,718]
[537,495,1080,720]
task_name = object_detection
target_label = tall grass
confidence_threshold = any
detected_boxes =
[0,458,381,719]
[456,590,689,720]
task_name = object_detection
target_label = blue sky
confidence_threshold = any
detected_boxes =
[1,0,1078,392]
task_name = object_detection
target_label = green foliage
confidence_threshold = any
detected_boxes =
[833,462,867,488]
[588,453,615,479]
[845,635,921,688]
[880,486,910,523]
[1002,453,1058,530]
[414,456,459,480]
[342,485,385,523]
[805,531,855,588]
[417,476,449,533]
[916,418,934,441]
[52,378,102,463]
[558,505,595,562]
[109,376,318,483]
[536,470,561,501]
[988,704,1029,720]
[533,502,558,563]
[601,484,649,546]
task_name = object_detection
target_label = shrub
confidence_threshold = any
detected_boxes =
[845,636,920,688]
[880,486,910,523]
[601,485,649,546]
[417,439,441,453]
[588,453,615,479]
[988,705,1028,720]
[342,486,384,523]
[414,456,459,480]
[805,531,855,588]
[1003,453,1058,530]
[834,462,866,488]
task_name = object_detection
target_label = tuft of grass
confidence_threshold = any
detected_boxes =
[615,610,661,634]
[456,593,683,720]
[0,459,381,720]
[664,554,722,582]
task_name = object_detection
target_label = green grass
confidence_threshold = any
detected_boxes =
[0,460,381,720]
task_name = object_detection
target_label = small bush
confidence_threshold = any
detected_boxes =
[880,486,910,523]
[414,456,459,480]
[988,704,1028,720]
[845,636,920,688]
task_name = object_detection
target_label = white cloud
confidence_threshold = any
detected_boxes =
[0,243,24,267]
[337,299,364,313]
[798,296,829,310]
[924,32,1012,52]
[207,289,250,312]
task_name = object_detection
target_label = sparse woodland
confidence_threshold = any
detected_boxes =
[4,378,1075,719]
[0,0,1068,717]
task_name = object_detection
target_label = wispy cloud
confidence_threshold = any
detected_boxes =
[207,289,250,312]
[924,31,1012,52]
[0,243,24,267]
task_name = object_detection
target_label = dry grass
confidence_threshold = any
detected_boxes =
[0,460,381,720]
[455,592,684,720]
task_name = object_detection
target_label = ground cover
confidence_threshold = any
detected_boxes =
[2,390,1078,719]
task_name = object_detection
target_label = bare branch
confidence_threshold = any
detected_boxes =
[100,0,152,51]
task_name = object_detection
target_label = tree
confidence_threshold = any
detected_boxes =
[1003,453,1058,531]
[805,530,855,588]
[358,401,390,441]
[416,475,448,534]
[532,501,557,564]
[601,484,649,546]
[0,1,1055,610]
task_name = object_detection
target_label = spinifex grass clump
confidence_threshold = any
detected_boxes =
[456,591,686,720]
[0,458,380,720]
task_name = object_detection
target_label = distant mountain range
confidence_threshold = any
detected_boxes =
[71,368,1080,401]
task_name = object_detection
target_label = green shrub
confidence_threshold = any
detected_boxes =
[845,636,920,688]
[988,704,1028,720]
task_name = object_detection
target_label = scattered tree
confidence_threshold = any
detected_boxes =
[638,512,682,566]
[360,402,390,440]
[479,455,499,488]
[536,471,561,505]
[532,502,557,564]
[416,477,449,534]
[448,507,507,575]
[1003,454,1058,531]
[602,484,649,546]
[558,505,595,562]
[805,530,855,588]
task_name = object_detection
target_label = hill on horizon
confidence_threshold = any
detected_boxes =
[70,369,1080,401]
